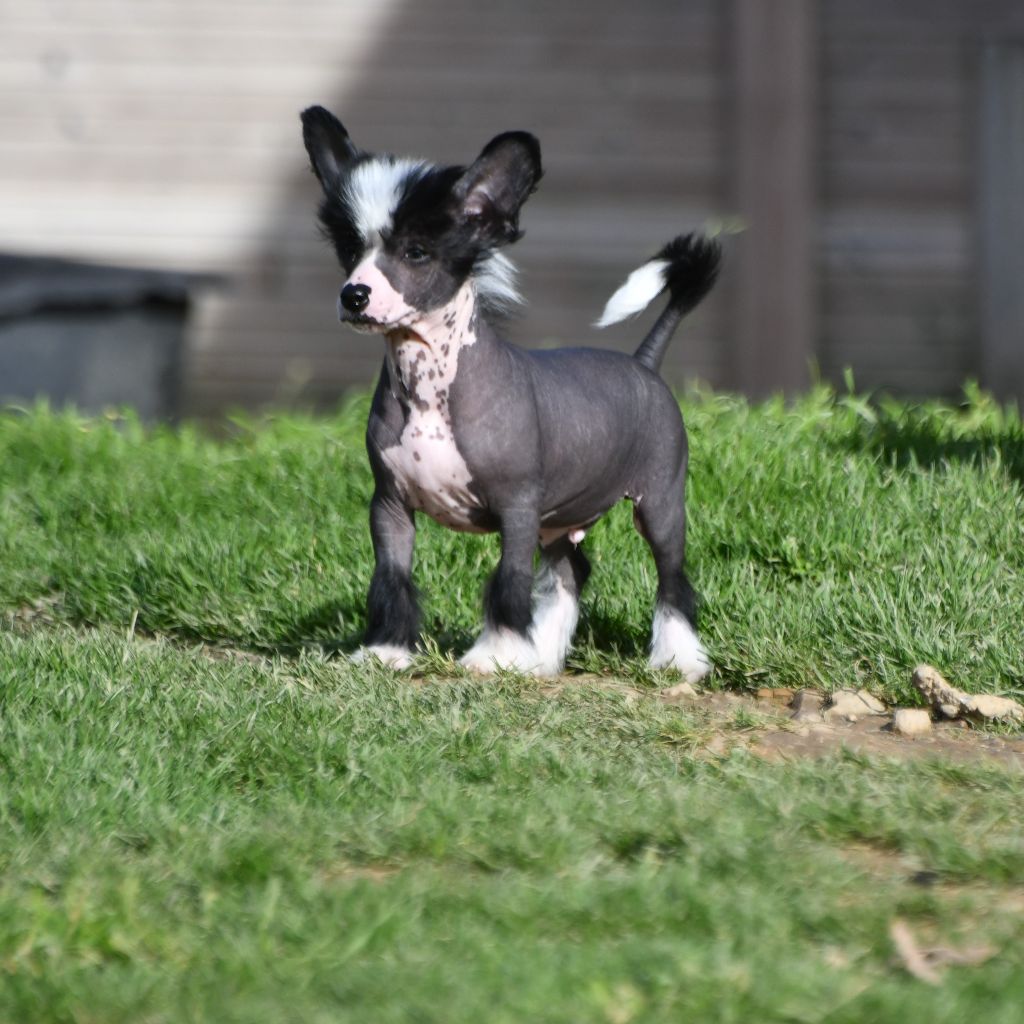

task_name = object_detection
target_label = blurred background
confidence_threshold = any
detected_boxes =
[1,0,1022,420]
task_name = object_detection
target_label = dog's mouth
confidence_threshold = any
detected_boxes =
[340,312,389,334]
[341,313,432,349]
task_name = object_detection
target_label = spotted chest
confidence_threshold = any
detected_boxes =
[379,326,485,532]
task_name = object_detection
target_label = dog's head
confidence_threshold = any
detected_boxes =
[301,106,542,334]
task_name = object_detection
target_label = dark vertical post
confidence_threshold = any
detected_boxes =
[979,43,1024,401]
[731,0,816,397]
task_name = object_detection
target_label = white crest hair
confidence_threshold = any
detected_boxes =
[594,258,670,328]
[474,251,522,311]
[344,156,431,243]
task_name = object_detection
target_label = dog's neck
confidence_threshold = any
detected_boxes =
[384,282,480,411]
[385,281,478,352]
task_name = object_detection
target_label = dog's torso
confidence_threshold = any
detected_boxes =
[367,317,687,542]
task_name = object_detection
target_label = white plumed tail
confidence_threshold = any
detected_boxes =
[593,258,670,328]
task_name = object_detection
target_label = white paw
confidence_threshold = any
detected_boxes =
[350,644,414,670]
[459,628,544,675]
[529,572,579,676]
[649,605,711,684]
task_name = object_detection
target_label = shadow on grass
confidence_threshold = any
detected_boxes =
[266,591,652,664]
[269,599,367,655]
[833,394,1024,484]
[574,606,647,661]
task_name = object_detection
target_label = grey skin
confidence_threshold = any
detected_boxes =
[301,105,719,678]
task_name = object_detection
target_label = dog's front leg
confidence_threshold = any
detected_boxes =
[352,488,419,670]
[460,507,543,675]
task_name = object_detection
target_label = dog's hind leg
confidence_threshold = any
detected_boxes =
[633,478,711,683]
[529,535,591,675]
[353,488,419,670]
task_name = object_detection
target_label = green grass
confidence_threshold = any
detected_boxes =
[1,384,1022,698]
[1,386,1023,1022]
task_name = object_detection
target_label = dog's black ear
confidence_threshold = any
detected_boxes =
[452,131,543,245]
[301,106,360,192]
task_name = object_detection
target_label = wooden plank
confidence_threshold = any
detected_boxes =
[0,197,724,271]
[0,148,720,199]
[824,275,970,317]
[820,209,971,272]
[5,0,719,34]
[979,42,1024,399]
[823,0,1024,37]
[0,29,718,69]
[730,0,816,397]
[825,169,968,206]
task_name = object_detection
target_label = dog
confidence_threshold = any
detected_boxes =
[301,106,721,680]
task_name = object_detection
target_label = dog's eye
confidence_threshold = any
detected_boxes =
[403,245,430,264]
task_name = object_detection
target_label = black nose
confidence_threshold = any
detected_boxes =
[340,283,371,314]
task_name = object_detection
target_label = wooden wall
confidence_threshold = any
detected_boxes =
[2,0,1022,412]
[819,0,1024,395]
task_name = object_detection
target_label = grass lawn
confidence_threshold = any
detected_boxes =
[0,386,1022,1022]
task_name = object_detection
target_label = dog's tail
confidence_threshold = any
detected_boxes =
[594,233,721,373]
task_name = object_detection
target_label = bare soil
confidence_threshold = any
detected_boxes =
[665,685,1024,768]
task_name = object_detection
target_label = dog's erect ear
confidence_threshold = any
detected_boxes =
[452,131,542,246]
[301,105,360,193]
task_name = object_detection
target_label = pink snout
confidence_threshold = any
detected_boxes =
[337,258,410,326]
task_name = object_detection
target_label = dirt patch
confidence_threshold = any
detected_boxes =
[672,686,1024,769]
[537,673,1024,767]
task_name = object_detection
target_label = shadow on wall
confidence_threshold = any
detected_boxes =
[188,0,730,416]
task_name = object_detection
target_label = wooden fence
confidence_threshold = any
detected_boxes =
[2,0,1022,412]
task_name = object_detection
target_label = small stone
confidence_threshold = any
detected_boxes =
[824,688,887,721]
[790,689,824,722]
[662,681,699,700]
[892,708,932,736]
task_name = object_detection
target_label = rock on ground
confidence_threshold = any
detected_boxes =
[912,664,1024,724]
[824,688,888,721]
[892,708,933,736]
[789,689,825,721]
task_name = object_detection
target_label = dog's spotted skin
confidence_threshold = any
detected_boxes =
[378,285,485,532]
